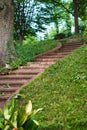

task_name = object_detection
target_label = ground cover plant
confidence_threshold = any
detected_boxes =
[13,43,87,130]
[0,99,42,130]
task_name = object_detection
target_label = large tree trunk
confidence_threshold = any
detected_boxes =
[0,0,15,67]
[73,0,79,34]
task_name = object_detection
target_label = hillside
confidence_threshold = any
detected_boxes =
[15,42,87,129]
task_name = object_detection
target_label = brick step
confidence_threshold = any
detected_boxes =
[57,49,76,52]
[45,52,71,56]
[0,80,26,88]
[9,69,42,75]
[42,52,71,57]
[64,42,82,46]
[61,43,81,46]
[0,75,32,80]
[62,45,81,48]
[0,95,10,100]
[56,49,73,52]
[37,55,62,58]
[0,91,15,96]
[28,61,54,66]
[0,79,28,84]
[0,87,18,92]
[9,72,39,75]
[28,64,48,68]
[56,49,74,54]
[63,45,82,48]
[61,46,81,50]
[36,57,58,62]
[20,66,46,69]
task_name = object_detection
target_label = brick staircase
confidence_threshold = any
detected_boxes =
[0,42,83,109]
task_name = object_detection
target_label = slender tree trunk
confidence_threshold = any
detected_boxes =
[73,0,79,34]
[0,0,15,67]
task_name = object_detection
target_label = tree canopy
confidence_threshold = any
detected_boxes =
[0,0,87,66]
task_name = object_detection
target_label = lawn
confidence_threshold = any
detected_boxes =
[12,42,87,129]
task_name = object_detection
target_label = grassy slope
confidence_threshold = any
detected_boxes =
[14,43,87,129]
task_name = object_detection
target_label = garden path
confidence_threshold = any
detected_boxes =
[0,41,83,109]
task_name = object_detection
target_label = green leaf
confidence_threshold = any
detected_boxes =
[33,108,43,116]
[33,119,39,126]
[17,108,28,127]
[4,104,11,120]
[11,111,18,128]
[4,125,10,130]
[0,108,3,116]
[4,118,14,128]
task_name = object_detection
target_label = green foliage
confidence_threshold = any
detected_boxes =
[14,0,51,41]
[45,27,57,40]
[23,35,38,45]
[16,43,87,129]
[83,26,87,41]
[0,100,42,130]
[10,39,59,69]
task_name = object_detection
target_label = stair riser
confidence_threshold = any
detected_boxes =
[0,91,15,96]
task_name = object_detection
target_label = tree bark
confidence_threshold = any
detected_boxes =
[0,0,15,67]
[73,0,79,34]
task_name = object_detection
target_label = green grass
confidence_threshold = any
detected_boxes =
[11,43,87,129]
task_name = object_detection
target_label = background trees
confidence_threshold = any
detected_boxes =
[35,0,87,35]
[14,0,51,43]
[0,0,87,66]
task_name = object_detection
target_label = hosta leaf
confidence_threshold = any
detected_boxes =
[33,120,39,126]
[26,100,32,116]
[33,108,43,116]
[4,125,10,130]
[17,108,28,126]
[9,99,16,115]
[4,104,11,120]
[11,111,18,128]
[4,118,14,128]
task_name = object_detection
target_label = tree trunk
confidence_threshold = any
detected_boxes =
[73,0,79,34]
[0,0,15,67]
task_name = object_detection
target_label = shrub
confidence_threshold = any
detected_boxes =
[0,99,42,130]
